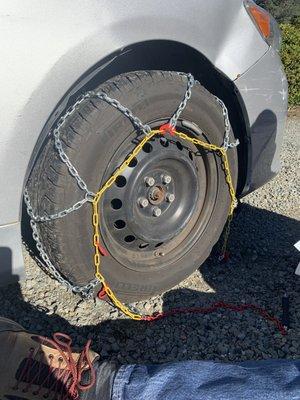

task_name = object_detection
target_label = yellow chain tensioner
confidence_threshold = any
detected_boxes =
[92,127,237,320]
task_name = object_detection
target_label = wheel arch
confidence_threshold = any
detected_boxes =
[25,40,249,201]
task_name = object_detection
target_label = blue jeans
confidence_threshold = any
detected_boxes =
[111,359,300,400]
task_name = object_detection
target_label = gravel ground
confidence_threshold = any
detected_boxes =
[0,116,299,365]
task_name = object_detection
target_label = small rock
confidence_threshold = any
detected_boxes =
[111,343,120,352]
[157,344,167,354]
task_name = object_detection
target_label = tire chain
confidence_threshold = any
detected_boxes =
[24,73,239,299]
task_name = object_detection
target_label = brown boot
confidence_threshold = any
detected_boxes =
[0,317,99,399]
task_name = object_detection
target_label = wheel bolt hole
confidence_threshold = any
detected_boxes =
[176,141,183,151]
[128,157,138,168]
[155,242,164,248]
[115,175,127,187]
[139,242,149,249]
[142,143,153,153]
[124,235,136,243]
[111,199,122,210]
[114,220,126,229]
[160,138,169,148]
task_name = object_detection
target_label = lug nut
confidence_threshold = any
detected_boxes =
[144,176,155,187]
[162,174,172,184]
[166,193,175,203]
[153,207,162,217]
[138,197,149,208]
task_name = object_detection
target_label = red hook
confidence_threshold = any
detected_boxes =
[97,287,107,300]
[96,242,109,257]
[159,123,176,136]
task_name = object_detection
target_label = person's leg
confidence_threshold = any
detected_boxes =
[1,317,299,400]
[112,359,300,400]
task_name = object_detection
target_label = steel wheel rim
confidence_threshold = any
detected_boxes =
[100,118,218,271]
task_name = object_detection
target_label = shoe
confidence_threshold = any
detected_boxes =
[0,317,99,399]
[0,316,24,331]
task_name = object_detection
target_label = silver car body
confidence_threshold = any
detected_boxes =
[0,0,288,283]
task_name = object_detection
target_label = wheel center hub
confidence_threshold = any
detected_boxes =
[148,185,165,205]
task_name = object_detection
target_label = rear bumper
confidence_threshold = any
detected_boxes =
[235,48,288,194]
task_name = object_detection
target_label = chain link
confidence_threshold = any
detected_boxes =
[95,92,152,135]
[53,89,153,198]
[25,72,238,305]
[24,188,93,222]
[169,73,195,128]
[30,87,155,223]
[24,188,98,298]
[53,92,96,196]
[214,96,240,150]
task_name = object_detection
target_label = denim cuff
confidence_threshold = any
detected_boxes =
[111,364,136,400]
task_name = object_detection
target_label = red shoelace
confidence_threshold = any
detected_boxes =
[15,332,96,399]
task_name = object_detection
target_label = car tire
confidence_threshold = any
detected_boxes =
[27,70,237,302]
